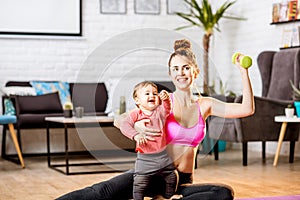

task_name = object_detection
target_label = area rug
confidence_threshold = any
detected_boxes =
[236,194,300,200]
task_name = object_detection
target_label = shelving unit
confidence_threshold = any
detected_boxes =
[280,45,300,50]
[270,19,300,25]
[271,19,300,50]
[271,1,300,49]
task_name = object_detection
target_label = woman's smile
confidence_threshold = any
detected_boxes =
[176,77,189,82]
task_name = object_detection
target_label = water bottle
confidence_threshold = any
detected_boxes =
[119,96,126,114]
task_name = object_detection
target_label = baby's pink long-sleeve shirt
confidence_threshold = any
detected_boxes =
[120,99,171,153]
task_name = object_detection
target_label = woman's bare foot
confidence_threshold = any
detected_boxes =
[151,195,166,200]
[151,194,183,200]
[170,194,183,199]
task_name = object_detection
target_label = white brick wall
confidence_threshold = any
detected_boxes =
[0,0,299,156]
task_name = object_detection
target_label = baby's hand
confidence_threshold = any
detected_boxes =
[159,90,169,101]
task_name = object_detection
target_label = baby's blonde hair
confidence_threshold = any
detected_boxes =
[132,81,158,99]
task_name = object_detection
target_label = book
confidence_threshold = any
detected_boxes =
[272,3,281,23]
[297,0,300,19]
[281,28,293,48]
[280,1,289,22]
[291,26,300,46]
[279,2,288,22]
[288,0,298,20]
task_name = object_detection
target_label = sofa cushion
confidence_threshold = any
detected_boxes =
[16,92,63,114]
[153,81,175,92]
[17,113,64,128]
[4,98,16,115]
[267,49,300,100]
[1,86,36,96]
[70,83,108,113]
[30,81,71,106]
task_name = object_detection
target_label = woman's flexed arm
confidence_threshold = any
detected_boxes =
[208,65,255,118]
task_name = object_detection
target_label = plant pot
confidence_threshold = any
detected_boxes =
[64,110,73,118]
[294,101,300,117]
[218,140,227,152]
[285,108,295,118]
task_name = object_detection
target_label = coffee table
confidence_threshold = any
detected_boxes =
[45,116,135,175]
[273,115,300,167]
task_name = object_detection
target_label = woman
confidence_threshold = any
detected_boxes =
[57,39,254,200]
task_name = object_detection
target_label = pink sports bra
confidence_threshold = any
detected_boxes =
[166,94,205,147]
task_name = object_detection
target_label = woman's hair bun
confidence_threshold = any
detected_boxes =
[174,39,191,51]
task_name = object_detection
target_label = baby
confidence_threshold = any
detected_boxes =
[120,81,177,200]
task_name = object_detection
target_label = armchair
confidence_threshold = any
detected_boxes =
[208,49,300,166]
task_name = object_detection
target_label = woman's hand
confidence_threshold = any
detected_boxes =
[133,133,148,145]
[235,62,248,74]
[134,119,161,141]
[113,113,126,129]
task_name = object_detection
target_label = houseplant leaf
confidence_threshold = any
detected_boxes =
[175,0,245,95]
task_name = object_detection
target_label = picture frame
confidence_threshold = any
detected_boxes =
[135,0,160,15]
[167,0,191,15]
[100,0,127,14]
[0,0,82,37]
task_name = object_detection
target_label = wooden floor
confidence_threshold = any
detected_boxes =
[0,149,300,200]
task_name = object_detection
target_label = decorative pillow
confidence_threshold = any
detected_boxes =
[16,92,63,114]
[104,79,118,114]
[71,83,108,113]
[30,81,71,106]
[104,78,142,114]
[4,98,16,115]
[0,86,36,96]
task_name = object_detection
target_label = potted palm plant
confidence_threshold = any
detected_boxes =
[175,0,245,95]
[290,80,300,117]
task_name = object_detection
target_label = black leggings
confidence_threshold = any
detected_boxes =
[56,169,234,200]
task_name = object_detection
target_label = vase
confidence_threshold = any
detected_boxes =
[285,108,295,118]
[64,109,73,118]
[294,101,300,117]
[119,96,126,114]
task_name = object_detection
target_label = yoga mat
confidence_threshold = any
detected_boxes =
[236,194,300,200]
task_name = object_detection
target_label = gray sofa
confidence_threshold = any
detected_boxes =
[1,80,175,162]
[1,81,111,159]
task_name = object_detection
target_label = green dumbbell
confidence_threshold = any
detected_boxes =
[232,52,252,69]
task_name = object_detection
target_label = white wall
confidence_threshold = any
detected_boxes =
[0,0,299,156]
